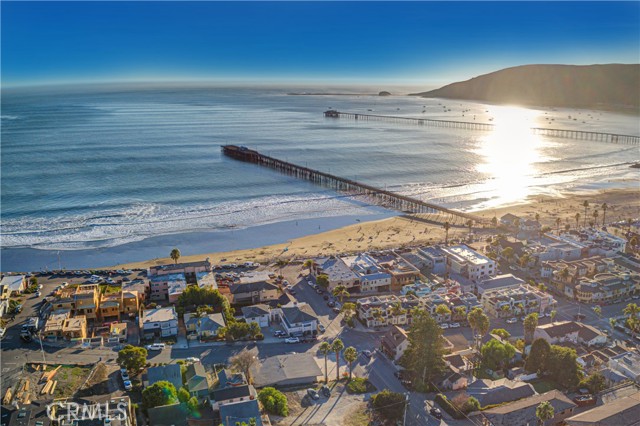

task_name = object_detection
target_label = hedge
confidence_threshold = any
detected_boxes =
[434,394,464,420]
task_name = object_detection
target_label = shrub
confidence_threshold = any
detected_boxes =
[371,390,405,423]
[434,394,464,419]
[258,387,288,417]
[254,333,264,340]
[346,377,375,394]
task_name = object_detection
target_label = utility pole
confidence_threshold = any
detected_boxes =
[402,392,410,426]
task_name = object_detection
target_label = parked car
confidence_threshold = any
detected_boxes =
[145,343,166,351]
[320,385,331,397]
[285,337,300,344]
[323,295,329,300]
[449,322,460,328]
[307,280,314,286]
[35,291,41,297]
[315,288,323,294]
[429,407,442,419]
[506,318,518,324]
[123,380,133,391]
[318,324,326,333]
[289,289,297,295]
[307,388,320,400]
[274,330,287,337]
[186,357,200,363]
[440,323,449,329]
[332,307,341,314]
[121,370,130,381]
[361,350,372,358]
[327,301,336,307]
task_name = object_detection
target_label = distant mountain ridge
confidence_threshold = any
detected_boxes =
[412,64,640,113]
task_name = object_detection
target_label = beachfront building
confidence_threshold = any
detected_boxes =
[500,213,521,228]
[148,259,214,302]
[561,228,628,257]
[43,310,70,341]
[481,284,557,318]
[369,251,422,291]
[534,321,607,348]
[418,246,447,274]
[519,218,541,234]
[73,284,101,321]
[441,245,496,282]
[227,280,279,305]
[356,295,418,328]
[0,275,27,296]
[342,253,392,293]
[61,315,88,340]
[311,256,360,291]
[98,290,141,321]
[142,306,178,338]
[541,255,610,280]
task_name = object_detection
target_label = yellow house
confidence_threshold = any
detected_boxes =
[62,315,87,340]
[74,284,100,321]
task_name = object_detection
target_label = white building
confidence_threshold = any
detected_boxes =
[312,256,359,291]
[441,245,496,282]
[273,302,319,337]
[142,306,178,338]
[241,304,271,327]
[608,352,640,382]
[534,321,607,348]
[342,253,392,293]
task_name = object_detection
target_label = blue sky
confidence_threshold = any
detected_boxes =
[2,1,639,87]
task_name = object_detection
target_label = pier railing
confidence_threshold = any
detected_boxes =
[222,145,487,225]
[324,110,640,145]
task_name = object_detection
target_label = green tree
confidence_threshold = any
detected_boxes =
[142,381,178,409]
[555,217,561,234]
[593,306,602,319]
[443,221,451,245]
[592,209,599,227]
[341,302,357,320]
[481,339,516,371]
[117,345,148,374]
[575,212,581,229]
[579,371,606,394]
[316,274,329,289]
[491,216,498,228]
[177,387,190,403]
[525,338,551,374]
[371,390,406,423]
[332,285,350,303]
[400,308,446,387]
[501,247,514,262]
[248,321,261,338]
[490,328,511,340]
[582,201,589,227]
[170,248,181,264]
[303,259,314,274]
[601,203,608,226]
[187,396,199,413]
[536,401,555,426]
[319,341,331,384]
[435,304,451,320]
[550,310,557,323]
[547,345,581,389]
[343,346,358,380]
[523,313,539,344]
[258,387,289,416]
[332,338,345,381]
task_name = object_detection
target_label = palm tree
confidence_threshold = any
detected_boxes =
[343,346,358,380]
[501,304,511,318]
[593,306,602,319]
[575,212,581,229]
[535,213,540,223]
[555,217,561,234]
[582,201,589,227]
[331,338,345,381]
[536,401,554,426]
[303,259,314,275]
[332,285,350,303]
[466,219,474,237]
[435,304,451,322]
[592,210,599,228]
[390,302,406,318]
[491,216,498,228]
[601,203,608,226]
[319,341,331,384]
[443,221,451,245]
[524,313,539,344]
[609,317,616,331]
[170,248,181,264]
[454,306,466,321]
[623,303,640,334]
[468,307,490,350]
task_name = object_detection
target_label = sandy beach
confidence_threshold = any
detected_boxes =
[116,187,640,269]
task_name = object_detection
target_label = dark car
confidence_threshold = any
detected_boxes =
[323,295,329,300]
[321,385,331,397]
[327,301,335,307]
[332,307,340,314]
[429,407,442,419]
[574,313,586,321]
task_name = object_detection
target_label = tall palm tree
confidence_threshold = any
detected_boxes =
[303,259,314,275]
[170,248,181,264]
[583,201,589,227]
[468,308,490,350]
[343,346,358,380]
[601,203,608,227]
[536,401,555,426]
[575,212,581,229]
[332,285,350,303]
[524,313,539,344]
[331,338,345,381]
[555,217,561,234]
[592,210,599,228]
[466,219,473,237]
[319,341,331,384]
[443,221,451,245]
[491,216,498,228]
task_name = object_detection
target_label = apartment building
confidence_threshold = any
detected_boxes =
[342,253,392,293]
[441,245,496,282]
[481,284,557,318]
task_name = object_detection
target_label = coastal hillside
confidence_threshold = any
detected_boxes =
[412,64,640,113]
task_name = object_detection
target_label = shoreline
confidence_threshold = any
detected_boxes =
[115,186,639,270]
[1,187,638,273]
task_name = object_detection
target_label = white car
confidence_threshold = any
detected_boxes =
[506,318,518,324]
[185,357,200,363]
[449,322,460,328]
[285,337,300,344]
[307,280,314,286]
[145,343,166,351]
[318,324,326,333]
[544,312,552,318]
[440,323,449,329]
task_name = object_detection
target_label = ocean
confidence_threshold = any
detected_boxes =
[2,84,639,271]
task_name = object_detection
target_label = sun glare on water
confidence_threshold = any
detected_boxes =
[475,106,548,207]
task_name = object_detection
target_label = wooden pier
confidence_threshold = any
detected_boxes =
[222,145,487,226]
[324,110,640,145]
